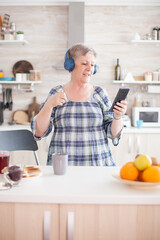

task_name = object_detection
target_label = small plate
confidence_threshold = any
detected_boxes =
[0,182,12,190]
[112,169,160,189]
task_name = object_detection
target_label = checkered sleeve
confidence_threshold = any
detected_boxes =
[94,86,122,146]
[31,85,62,140]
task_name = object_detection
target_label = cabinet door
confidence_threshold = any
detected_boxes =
[14,203,59,240]
[110,133,134,166]
[60,204,160,240]
[0,203,59,240]
[0,203,14,240]
[60,204,100,240]
[134,133,160,159]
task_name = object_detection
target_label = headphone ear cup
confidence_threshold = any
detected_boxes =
[64,58,75,71]
[64,49,75,71]
[93,64,97,75]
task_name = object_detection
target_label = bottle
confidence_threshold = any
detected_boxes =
[152,27,158,40]
[115,58,121,80]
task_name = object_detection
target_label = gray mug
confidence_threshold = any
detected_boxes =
[52,153,68,175]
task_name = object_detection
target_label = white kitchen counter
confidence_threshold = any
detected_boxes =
[123,126,160,133]
[0,166,160,205]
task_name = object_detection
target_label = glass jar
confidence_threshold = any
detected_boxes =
[29,70,41,81]
[144,72,152,81]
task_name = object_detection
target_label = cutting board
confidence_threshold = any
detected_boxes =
[13,110,29,124]
[28,97,40,122]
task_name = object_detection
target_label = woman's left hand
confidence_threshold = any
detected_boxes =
[113,100,127,119]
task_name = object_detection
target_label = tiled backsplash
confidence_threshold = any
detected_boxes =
[0,5,160,123]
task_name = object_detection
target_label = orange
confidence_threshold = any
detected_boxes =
[120,162,139,181]
[142,166,160,182]
[137,171,143,181]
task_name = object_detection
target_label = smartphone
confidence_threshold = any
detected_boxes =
[109,88,130,112]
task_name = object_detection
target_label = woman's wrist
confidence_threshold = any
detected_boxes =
[113,114,121,120]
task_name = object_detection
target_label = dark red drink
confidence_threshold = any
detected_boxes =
[0,152,10,174]
[8,166,23,182]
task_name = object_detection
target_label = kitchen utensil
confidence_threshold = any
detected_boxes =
[12,60,33,77]
[0,102,4,125]
[2,89,5,109]
[9,88,13,111]
[28,97,40,122]
[5,88,10,109]
[13,110,29,124]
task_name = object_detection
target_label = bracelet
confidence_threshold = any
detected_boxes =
[113,114,121,120]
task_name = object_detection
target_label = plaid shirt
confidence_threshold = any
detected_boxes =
[31,85,121,166]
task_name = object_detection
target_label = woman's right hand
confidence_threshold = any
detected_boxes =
[46,90,67,109]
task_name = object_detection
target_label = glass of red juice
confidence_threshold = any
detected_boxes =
[0,151,10,174]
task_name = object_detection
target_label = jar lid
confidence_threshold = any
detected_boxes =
[29,70,41,73]
[145,72,152,74]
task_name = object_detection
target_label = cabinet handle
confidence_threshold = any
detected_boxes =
[137,135,140,153]
[128,135,132,153]
[67,212,74,240]
[43,211,51,240]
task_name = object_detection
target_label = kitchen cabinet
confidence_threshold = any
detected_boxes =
[0,202,59,240]
[110,132,160,166]
[1,202,160,240]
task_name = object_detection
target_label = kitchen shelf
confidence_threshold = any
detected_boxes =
[113,80,160,85]
[0,40,29,45]
[0,80,41,85]
[131,40,160,46]
[0,80,42,92]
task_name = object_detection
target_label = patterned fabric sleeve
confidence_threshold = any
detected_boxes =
[31,85,62,141]
[93,86,123,146]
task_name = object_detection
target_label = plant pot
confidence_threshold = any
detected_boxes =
[16,34,24,41]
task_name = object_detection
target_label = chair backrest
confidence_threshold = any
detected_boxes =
[0,129,39,165]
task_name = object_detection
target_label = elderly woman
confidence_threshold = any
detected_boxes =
[31,44,127,166]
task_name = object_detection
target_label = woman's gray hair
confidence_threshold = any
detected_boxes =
[68,43,97,60]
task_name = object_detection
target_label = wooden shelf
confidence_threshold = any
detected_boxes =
[0,40,29,45]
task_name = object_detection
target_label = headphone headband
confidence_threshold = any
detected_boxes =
[64,48,97,74]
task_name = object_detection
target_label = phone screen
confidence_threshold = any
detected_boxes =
[109,88,130,112]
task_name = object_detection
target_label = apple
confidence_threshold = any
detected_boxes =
[134,154,152,171]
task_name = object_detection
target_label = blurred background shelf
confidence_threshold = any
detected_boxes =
[113,80,160,84]
[0,40,29,45]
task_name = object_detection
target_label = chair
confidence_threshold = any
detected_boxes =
[0,129,40,165]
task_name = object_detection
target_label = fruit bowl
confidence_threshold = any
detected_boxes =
[112,169,160,189]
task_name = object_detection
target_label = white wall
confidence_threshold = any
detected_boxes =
[0,5,160,122]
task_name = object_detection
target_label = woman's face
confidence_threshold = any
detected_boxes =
[72,52,96,84]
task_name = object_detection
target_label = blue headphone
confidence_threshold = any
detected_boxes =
[64,49,97,75]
